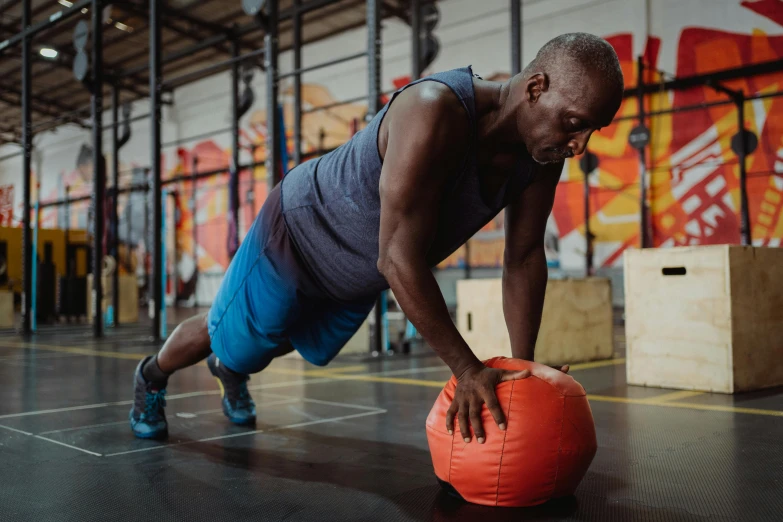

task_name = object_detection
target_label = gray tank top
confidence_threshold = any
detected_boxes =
[280,66,536,302]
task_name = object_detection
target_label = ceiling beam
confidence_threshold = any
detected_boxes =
[381,1,410,24]
[0,91,89,129]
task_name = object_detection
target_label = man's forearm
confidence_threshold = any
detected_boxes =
[380,257,481,376]
[502,247,548,361]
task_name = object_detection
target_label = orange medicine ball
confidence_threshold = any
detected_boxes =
[425,357,597,507]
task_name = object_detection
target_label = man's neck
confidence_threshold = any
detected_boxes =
[473,78,525,149]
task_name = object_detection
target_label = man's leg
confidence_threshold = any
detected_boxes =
[129,313,213,440]
[156,313,212,373]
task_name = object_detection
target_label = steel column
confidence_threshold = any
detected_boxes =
[737,94,752,246]
[150,0,163,339]
[637,56,649,249]
[293,0,302,165]
[367,0,383,355]
[231,39,241,248]
[21,0,32,336]
[411,0,421,80]
[265,0,280,190]
[111,84,120,326]
[510,0,521,75]
[92,0,105,337]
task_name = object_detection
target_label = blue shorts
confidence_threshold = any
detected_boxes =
[207,184,376,374]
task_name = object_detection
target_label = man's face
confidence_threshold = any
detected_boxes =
[519,69,621,165]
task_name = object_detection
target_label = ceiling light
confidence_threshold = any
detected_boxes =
[39,48,59,59]
[58,0,73,7]
[114,21,133,32]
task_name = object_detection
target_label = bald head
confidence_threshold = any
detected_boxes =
[511,33,625,164]
[527,32,624,101]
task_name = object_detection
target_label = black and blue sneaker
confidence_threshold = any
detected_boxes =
[129,356,169,439]
[207,353,256,426]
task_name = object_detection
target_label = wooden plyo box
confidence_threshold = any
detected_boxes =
[0,290,14,328]
[624,245,783,394]
[86,274,139,324]
[456,277,614,365]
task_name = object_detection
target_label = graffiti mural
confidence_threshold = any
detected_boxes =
[17,0,783,304]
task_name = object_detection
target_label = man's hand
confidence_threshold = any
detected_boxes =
[445,364,530,444]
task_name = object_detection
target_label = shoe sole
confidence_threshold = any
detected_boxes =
[132,429,169,440]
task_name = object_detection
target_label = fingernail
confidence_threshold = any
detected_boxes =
[478,437,485,444]
[464,437,471,443]
[499,423,506,431]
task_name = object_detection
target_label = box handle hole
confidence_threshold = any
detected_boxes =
[467,313,472,331]
[662,267,687,276]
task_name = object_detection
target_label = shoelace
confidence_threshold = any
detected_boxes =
[143,389,167,421]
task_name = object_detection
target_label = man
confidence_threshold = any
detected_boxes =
[130,33,624,445]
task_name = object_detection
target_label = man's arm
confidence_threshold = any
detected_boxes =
[502,161,562,362]
[377,83,529,444]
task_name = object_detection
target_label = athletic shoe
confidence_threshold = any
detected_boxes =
[207,353,256,426]
[129,355,168,439]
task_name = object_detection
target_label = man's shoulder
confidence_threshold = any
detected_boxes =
[387,81,470,141]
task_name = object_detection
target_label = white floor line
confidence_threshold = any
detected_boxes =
[37,420,129,435]
[0,377,334,420]
[0,364,448,421]
[263,409,388,433]
[35,398,300,436]
[262,393,387,412]
[0,401,133,420]
[33,435,102,457]
[104,409,387,458]
[0,423,33,436]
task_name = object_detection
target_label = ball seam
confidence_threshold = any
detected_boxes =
[494,378,515,506]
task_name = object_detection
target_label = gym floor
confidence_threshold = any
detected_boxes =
[1,317,782,522]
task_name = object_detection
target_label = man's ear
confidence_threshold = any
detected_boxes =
[526,72,549,104]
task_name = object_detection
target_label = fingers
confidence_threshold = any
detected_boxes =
[469,401,484,444]
[458,408,470,443]
[445,402,456,435]
[499,369,530,382]
[561,364,570,374]
[484,393,506,431]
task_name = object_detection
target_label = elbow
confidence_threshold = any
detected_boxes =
[504,242,545,270]
[377,249,417,284]
[377,252,396,281]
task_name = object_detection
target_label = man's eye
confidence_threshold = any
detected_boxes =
[567,119,586,132]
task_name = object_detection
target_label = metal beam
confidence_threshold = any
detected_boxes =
[150,0,163,340]
[0,24,150,99]
[0,90,88,127]
[92,0,105,338]
[117,0,235,56]
[381,0,409,24]
[120,0,343,78]
[0,0,92,55]
[21,0,32,336]
[624,58,783,98]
